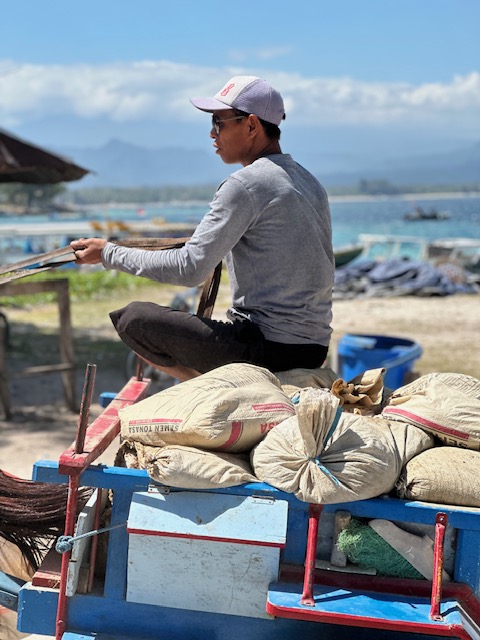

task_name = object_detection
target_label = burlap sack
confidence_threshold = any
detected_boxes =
[276,366,338,396]
[0,607,25,640]
[388,421,435,466]
[251,387,433,504]
[119,363,294,453]
[119,440,257,489]
[396,446,480,508]
[382,372,480,450]
[331,368,386,415]
[0,537,34,581]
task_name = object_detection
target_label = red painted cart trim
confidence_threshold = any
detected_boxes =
[277,567,480,637]
[265,600,470,639]
[126,527,286,547]
[59,378,151,475]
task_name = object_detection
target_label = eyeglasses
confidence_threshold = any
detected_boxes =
[211,114,246,135]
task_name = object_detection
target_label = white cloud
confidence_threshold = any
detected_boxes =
[0,60,479,136]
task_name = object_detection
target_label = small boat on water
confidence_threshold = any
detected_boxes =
[334,243,364,267]
[403,206,450,221]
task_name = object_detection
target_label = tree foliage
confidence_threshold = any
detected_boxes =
[0,183,66,212]
[65,184,217,205]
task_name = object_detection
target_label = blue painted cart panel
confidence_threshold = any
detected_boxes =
[268,581,464,629]
[19,586,459,640]
[18,459,480,640]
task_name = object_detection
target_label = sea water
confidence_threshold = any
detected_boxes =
[1,193,480,250]
[328,194,480,247]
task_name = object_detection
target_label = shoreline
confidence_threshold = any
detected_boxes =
[1,191,479,217]
[327,191,480,203]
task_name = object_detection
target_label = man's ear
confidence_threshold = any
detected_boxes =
[248,114,259,133]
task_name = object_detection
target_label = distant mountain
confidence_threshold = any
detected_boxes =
[64,139,229,188]
[320,141,480,188]
[64,139,480,190]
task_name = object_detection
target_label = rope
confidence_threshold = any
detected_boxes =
[55,521,126,554]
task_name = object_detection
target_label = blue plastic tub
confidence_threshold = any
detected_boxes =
[337,334,423,390]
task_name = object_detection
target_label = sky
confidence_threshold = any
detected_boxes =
[1,0,479,168]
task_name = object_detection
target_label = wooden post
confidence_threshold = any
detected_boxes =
[0,314,11,419]
[56,279,77,412]
[0,278,77,416]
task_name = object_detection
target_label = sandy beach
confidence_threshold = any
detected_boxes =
[0,287,479,639]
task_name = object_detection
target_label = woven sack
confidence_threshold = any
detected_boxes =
[119,362,294,453]
[383,372,480,450]
[396,446,480,507]
[331,367,387,415]
[251,387,433,504]
[0,537,34,581]
[276,366,338,395]
[119,440,257,489]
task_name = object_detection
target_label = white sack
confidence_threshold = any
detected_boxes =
[120,363,294,452]
[382,372,480,450]
[396,446,480,507]
[120,440,257,490]
[251,387,433,504]
[276,366,338,395]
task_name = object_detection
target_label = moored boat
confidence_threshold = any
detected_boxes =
[358,233,480,273]
[403,206,450,221]
[334,243,364,267]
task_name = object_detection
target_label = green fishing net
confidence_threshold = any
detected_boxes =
[336,518,424,579]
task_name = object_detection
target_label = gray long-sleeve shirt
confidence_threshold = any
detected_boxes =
[102,154,334,346]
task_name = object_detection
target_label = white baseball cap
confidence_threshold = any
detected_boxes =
[190,76,285,126]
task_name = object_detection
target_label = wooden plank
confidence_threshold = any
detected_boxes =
[66,489,108,596]
[0,246,76,277]
[115,236,190,250]
[13,363,74,376]
[0,237,189,285]
[31,546,61,588]
[0,279,71,296]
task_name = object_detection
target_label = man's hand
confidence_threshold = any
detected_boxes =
[70,238,107,264]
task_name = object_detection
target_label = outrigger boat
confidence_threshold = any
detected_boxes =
[0,363,478,640]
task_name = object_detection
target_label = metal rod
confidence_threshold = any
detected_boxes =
[135,356,144,381]
[430,512,448,620]
[55,475,80,640]
[300,504,322,606]
[55,363,97,639]
[75,364,96,454]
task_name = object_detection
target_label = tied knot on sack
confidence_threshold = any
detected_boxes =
[331,367,387,415]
